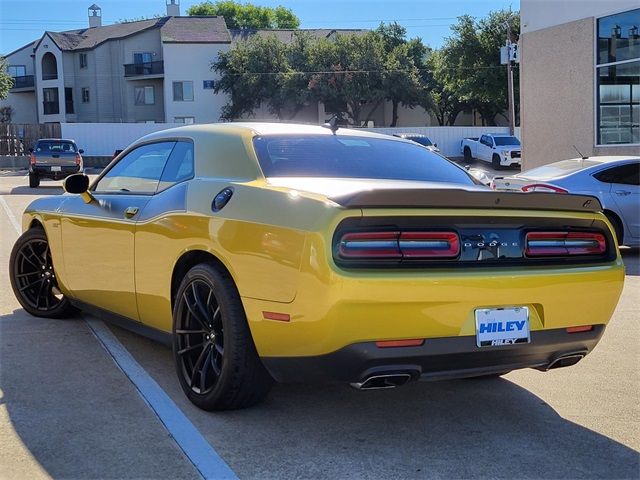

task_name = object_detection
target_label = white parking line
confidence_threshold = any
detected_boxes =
[87,319,238,480]
[0,194,238,480]
[0,196,21,234]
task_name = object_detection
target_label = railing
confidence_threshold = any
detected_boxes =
[43,101,60,115]
[42,73,58,80]
[11,75,35,89]
[124,61,164,77]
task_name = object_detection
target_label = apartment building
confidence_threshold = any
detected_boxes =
[1,2,234,124]
[519,1,639,168]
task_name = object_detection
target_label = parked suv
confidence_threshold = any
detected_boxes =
[29,139,84,188]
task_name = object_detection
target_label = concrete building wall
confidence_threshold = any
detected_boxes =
[520,18,596,169]
[162,43,230,123]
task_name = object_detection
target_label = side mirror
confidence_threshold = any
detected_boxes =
[29,148,34,153]
[78,149,84,154]
[464,165,471,171]
[63,173,89,194]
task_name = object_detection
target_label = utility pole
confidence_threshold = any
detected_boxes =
[505,20,516,136]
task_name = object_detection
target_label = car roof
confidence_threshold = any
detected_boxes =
[36,138,77,142]
[142,122,404,142]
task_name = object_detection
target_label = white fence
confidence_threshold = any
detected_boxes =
[366,126,521,157]
[61,123,521,158]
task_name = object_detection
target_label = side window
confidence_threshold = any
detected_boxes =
[594,163,640,186]
[94,142,175,194]
[157,141,194,192]
[480,135,490,146]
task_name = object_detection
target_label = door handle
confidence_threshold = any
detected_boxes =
[615,190,632,196]
[124,206,139,218]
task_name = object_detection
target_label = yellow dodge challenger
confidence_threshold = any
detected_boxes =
[10,123,625,410]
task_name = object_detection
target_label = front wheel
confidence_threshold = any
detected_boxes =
[173,263,273,410]
[492,154,502,170]
[463,147,472,162]
[9,228,77,318]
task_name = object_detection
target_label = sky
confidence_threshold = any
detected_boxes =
[0,0,519,55]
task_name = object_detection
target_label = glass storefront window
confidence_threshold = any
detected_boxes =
[597,8,640,145]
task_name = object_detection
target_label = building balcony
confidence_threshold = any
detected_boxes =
[43,101,60,115]
[124,61,164,78]
[11,75,35,91]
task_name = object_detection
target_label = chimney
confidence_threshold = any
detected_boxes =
[88,4,102,28]
[166,0,180,16]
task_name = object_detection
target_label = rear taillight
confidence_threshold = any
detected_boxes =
[525,231,606,257]
[338,231,460,260]
[521,184,568,193]
[30,153,36,165]
[75,153,82,166]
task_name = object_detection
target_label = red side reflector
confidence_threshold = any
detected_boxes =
[525,231,606,256]
[30,153,36,165]
[566,325,593,333]
[262,311,290,322]
[375,339,425,348]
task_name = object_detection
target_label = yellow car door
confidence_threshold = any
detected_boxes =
[59,141,177,321]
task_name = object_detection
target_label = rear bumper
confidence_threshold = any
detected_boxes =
[262,325,605,383]
[31,164,81,179]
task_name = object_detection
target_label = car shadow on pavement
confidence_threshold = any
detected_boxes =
[2,310,638,479]
[107,324,639,480]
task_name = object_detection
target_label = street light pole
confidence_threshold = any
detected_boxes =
[505,21,516,136]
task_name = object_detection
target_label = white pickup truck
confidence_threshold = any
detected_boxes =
[460,133,521,169]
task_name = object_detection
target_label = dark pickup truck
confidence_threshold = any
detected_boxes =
[29,139,84,188]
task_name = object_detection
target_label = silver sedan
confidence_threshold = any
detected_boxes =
[491,156,640,247]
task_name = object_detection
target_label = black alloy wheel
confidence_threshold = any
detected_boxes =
[173,263,273,410]
[175,279,225,396]
[9,228,76,318]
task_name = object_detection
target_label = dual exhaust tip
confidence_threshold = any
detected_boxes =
[351,352,587,390]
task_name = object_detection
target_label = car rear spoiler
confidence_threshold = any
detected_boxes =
[330,189,603,213]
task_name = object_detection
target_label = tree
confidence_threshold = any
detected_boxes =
[212,32,313,120]
[437,10,519,125]
[422,50,465,126]
[187,1,300,29]
[0,57,14,100]
[375,23,427,126]
[307,32,387,126]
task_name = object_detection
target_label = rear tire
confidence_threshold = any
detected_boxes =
[29,172,40,188]
[604,210,624,246]
[492,154,501,170]
[9,227,77,318]
[463,147,472,162]
[173,263,273,411]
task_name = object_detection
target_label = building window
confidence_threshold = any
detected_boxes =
[65,87,74,114]
[173,81,194,101]
[135,86,155,105]
[43,87,59,114]
[7,65,26,78]
[134,52,153,64]
[596,8,640,145]
[82,88,90,103]
[174,117,195,124]
[79,53,88,68]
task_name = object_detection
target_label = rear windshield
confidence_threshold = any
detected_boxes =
[522,159,602,180]
[493,136,520,146]
[253,135,474,185]
[406,136,433,147]
[35,140,77,153]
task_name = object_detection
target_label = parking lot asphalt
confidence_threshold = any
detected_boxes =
[0,173,638,479]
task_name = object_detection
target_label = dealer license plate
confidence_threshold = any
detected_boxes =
[475,306,530,347]
[51,166,62,172]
